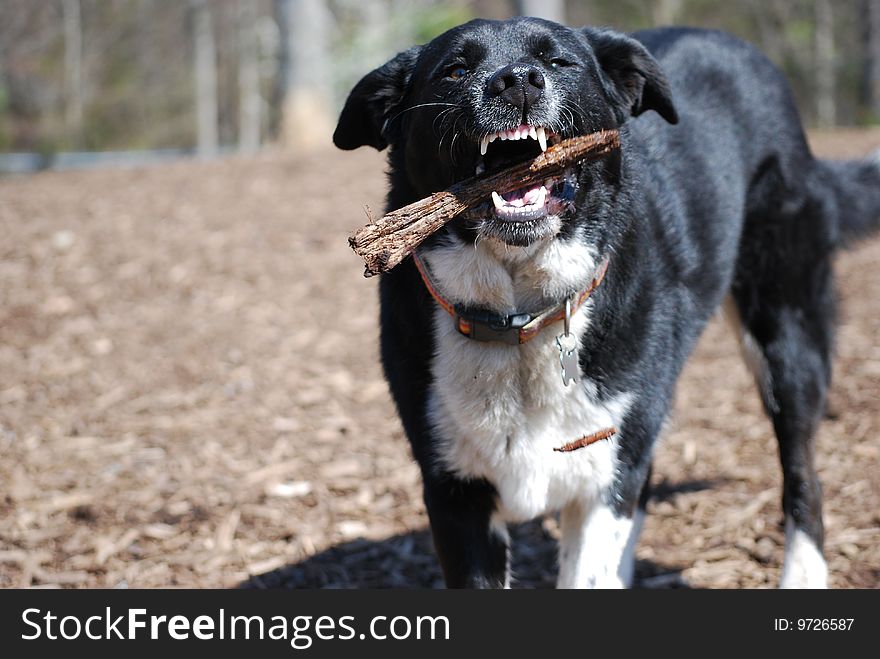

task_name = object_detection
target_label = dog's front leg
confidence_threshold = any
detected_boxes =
[556,497,643,589]
[423,475,510,589]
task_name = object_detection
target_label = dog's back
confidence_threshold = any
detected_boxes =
[637,28,880,587]
[636,28,880,260]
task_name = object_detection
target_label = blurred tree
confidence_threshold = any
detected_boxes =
[815,0,836,127]
[275,0,333,150]
[471,0,513,20]
[652,0,682,26]
[330,0,391,113]
[514,0,565,23]
[61,0,83,147]
[191,0,219,156]
[238,0,261,153]
[866,0,880,121]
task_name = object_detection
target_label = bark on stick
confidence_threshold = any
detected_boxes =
[349,129,620,276]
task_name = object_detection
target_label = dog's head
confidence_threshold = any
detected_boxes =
[334,18,677,248]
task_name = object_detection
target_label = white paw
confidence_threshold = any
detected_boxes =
[779,525,828,589]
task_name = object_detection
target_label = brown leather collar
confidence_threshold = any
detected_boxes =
[412,250,609,346]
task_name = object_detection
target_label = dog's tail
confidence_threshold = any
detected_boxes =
[814,150,880,244]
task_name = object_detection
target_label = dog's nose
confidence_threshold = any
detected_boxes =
[487,63,545,112]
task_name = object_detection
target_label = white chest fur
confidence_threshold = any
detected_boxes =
[423,234,632,522]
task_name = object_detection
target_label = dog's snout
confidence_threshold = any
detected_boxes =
[487,63,545,111]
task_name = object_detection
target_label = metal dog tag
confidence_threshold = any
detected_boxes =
[556,298,578,387]
[556,334,579,386]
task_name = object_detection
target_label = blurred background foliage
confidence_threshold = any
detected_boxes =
[0,0,878,157]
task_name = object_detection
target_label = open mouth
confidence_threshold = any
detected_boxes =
[472,125,576,227]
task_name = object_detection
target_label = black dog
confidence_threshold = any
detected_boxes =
[334,18,880,588]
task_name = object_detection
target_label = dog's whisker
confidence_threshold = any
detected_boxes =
[431,107,461,140]
[387,102,463,128]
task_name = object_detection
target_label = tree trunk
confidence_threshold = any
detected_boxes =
[866,0,880,120]
[513,0,566,25]
[652,0,682,26]
[238,0,261,153]
[275,0,333,151]
[61,0,83,146]
[192,0,218,156]
[815,0,837,127]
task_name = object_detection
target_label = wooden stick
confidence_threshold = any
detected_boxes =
[349,129,620,277]
[553,427,617,453]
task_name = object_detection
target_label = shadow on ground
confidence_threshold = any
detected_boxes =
[240,480,718,589]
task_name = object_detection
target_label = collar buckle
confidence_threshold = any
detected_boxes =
[455,306,531,345]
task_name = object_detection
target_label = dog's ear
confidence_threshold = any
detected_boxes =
[581,28,678,125]
[333,47,422,151]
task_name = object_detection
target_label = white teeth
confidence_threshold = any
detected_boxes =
[491,185,549,210]
[536,126,547,152]
[480,126,550,154]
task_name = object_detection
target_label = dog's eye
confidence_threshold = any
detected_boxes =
[550,58,575,69]
[445,65,468,80]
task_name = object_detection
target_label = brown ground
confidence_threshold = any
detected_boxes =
[1,130,879,589]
